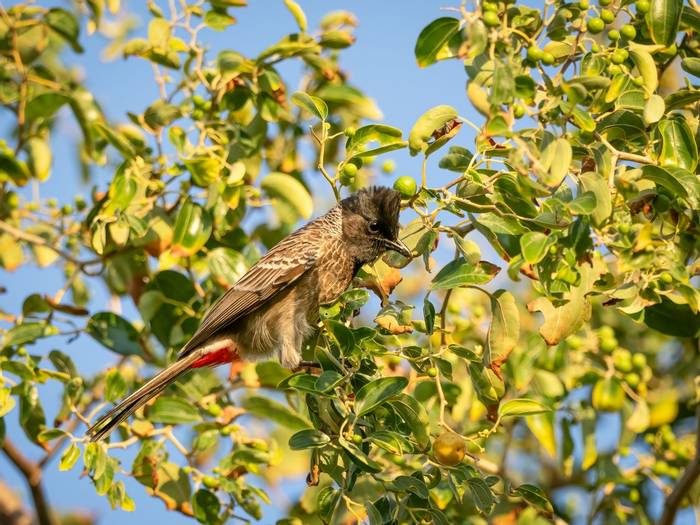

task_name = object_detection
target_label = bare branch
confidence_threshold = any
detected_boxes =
[659,403,700,525]
[1,439,57,525]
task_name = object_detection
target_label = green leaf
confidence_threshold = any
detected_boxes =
[204,10,235,31]
[528,263,595,345]
[345,124,406,159]
[291,91,327,120]
[59,442,81,471]
[630,48,659,95]
[193,489,220,524]
[172,200,212,256]
[207,248,247,287]
[288,429,331,450]
[579,172,612,226]
[525,412,557,458]
[391,475,429,499]
[242,396,309,430]
[283,0,307,32]
[431,258,500,289]
[467,477,495,513]
[409,105,458,156]
[439,146,474,172]
[519,232,554,265]
[86,312,143,357]
[0,388,16,418]
[541,138,572,187]
[644,299,700,337]
[3,322,54,348]
[657,116,698,171]
[338,436,382,472]
[514,484,554,512]
[568,191,597,215]
[104,368,127,402]
[25,93,70,121]
[414,17,461,67]
[485,290,519,372]
[261,172,313,220]
[184,155,222,187]
[149,396,202,424]
[641,165,688,199]
[354,377,408,416]
[44,8,83,52]
[391,394,431,450]
[648,0,682,46]
[25,137,52,181]
[499,398,551,418]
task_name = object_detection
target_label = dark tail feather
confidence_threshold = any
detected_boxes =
[86,353,199,442]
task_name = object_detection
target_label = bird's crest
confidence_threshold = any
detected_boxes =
[341,186,402,238]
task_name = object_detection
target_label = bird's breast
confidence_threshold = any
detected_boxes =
[316,240,356,304]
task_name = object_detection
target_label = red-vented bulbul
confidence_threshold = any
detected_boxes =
[87,186,409,441]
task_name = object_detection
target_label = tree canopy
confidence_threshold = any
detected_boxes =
[0,0,699,524]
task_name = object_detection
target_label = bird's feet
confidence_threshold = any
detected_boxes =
[293,360,322,372]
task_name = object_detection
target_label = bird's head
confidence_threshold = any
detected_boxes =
[340,186,410,264]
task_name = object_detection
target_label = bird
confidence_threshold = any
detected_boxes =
[86,186,410,441]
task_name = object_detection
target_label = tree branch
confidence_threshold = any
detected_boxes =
[659,403,700,525]
[1,439,57,525]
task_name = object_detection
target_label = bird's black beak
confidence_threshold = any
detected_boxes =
[383,238,411,258]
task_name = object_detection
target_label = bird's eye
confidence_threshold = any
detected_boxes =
[368,221,380,233]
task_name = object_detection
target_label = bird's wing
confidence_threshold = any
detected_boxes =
[178,227,321,357]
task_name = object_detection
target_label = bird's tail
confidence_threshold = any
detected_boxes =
[86,353,199,442]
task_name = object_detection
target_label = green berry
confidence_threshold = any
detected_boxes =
[588,17,605,33]
[591,43,601,52]
[427,367,438,378]
[632,353,647,370]
[513,104,525,118]
[341,163,358,178]
[608,29,620,40]
[613,348,633,373]
[599,326,615,339]
[660,272,673,284]
[527,46,544,61]
[483,11,500,27]
[5,191,19,210]
[579,0,590,8]
[632,75,644,87]
[618,223,630,234]
[352,433,363,445]
[624,372,640,389]
[61,204,73,215]
[340,163,358,185]
[600,336,618,353]
[47,197,58,208]
[599,0,612,5]
[482,1,498,11]
[611,49,627,64]
[344,126,356,138]
[601,8,615,23]
[381,159,396,174]
[202,476,220,489]
[348,157,363,169]
[74,195,86,211]
[621,24,637,40]
[393,176,417,198]
[541,52,555,65]
[635,0,650,14]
